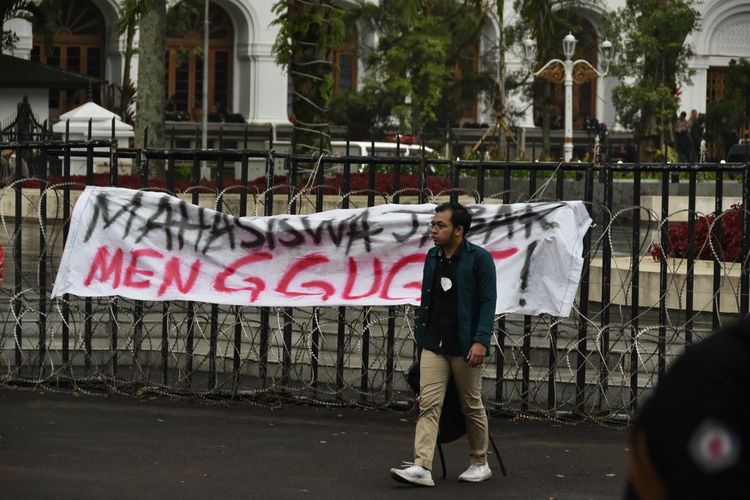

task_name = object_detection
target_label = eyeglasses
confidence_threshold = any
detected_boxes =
[428,222,451,231]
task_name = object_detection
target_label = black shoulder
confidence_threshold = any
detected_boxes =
[467,241,492,260]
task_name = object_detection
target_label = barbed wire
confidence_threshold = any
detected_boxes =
[0,179,745,425]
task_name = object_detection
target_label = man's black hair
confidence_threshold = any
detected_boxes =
[435,202,472,234]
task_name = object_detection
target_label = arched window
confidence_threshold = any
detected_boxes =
[166,1,234,121]
[532,15,599,131]
[30,0,105,117]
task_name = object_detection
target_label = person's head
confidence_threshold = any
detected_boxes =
[690,109,698,118]
[431,202,471,247]
[680,111,687,119]
[626,320,750,499]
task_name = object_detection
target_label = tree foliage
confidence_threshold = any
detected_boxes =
[115,0,150,124]
[704,58,750,153]
[607,0,699,158]
[329,0,498,141]
[272,0,346,153]
[328,87,394,140]
[516,0,569,63]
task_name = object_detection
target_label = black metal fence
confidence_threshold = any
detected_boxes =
[1,125,749,422]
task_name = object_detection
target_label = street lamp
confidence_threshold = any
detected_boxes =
[523,32,614,162]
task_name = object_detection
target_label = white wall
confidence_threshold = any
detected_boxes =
[682,0,750,115]
[1,0,290,127]
[213,0,289,125]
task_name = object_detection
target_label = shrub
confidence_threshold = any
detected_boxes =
[649,204,744,262]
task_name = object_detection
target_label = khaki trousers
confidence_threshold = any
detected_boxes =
[413,349,488,470]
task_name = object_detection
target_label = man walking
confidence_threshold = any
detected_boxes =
[390,202,497,486]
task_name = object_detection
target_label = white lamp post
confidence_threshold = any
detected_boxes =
[524,33,613,162]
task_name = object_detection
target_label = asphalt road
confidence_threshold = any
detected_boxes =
[0,387,629,500]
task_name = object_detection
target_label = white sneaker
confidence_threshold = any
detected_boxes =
[458,463,492,482]
[389,462,435,487]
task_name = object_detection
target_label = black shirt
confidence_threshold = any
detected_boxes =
[423,246,462,356]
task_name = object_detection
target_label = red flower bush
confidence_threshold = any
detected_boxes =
[649,204,744,262]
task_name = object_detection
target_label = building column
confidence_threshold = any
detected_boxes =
[681,57,709,114]
[248,44,290,125]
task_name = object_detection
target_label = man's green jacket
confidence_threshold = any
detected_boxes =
[415,239,497,358]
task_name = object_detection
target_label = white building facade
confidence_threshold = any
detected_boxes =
[1,0,748,136]
[2,0,289,127]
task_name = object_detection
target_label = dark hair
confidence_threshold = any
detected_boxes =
[435,202,472,234]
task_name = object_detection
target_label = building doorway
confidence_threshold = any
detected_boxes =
[30,0,106,119]
[165,1,234,122]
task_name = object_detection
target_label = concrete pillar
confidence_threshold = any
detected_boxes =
[249,46,290,125]
[681,57,709,114]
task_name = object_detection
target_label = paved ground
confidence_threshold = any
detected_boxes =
[0,387,629,500]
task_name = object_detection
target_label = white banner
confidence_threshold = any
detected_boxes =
[51,187,591,316]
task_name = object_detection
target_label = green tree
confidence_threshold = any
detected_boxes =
[485,0,510,156]
[1,0,59,51]
[704,58,750,158]
[115,0,149,124]
[331,0,496,143]
[119,0,203,126]
[272,0,346,153]
[607,0,699,159]
[328,86,394,140]
[134,0,166,169]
